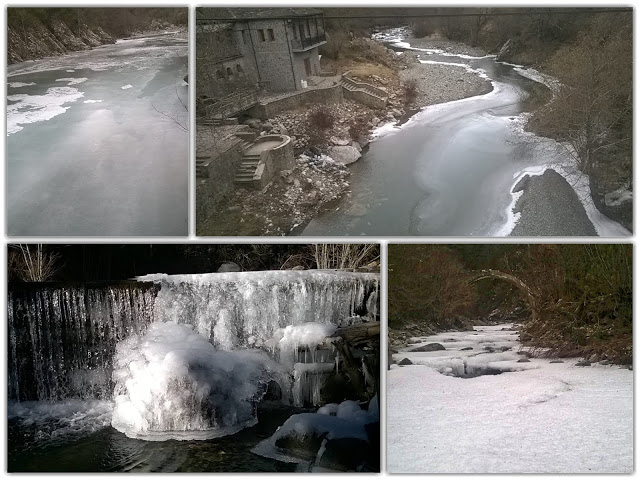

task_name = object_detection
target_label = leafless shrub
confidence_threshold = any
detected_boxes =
[9,244,62,282]
[312,244,380,270]
[403,79,418,105]
[307,105,336,131]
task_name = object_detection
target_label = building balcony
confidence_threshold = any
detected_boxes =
[290,33,326,52]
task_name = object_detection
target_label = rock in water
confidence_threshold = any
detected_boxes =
[398,358,413,366]
[517,358,531,363]
[575,360,592,367]
[411,343,445,352]
[550,360,565,364]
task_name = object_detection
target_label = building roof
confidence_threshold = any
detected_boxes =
[197,8,324,22]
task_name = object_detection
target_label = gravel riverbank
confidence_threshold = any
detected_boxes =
[510,170,597,236]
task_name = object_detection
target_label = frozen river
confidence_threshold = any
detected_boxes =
[302,34,629,237]
[7,33,188,236]
[387,325,633,473]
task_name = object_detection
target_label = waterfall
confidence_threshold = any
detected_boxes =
[8,282,158,402]
[8,271,379,405]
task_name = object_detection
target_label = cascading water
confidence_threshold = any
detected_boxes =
[8,282,158,402]
[8,270,379,446]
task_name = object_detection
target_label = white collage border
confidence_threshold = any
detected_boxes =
[1,0,637,477]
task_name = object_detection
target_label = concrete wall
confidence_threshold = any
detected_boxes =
[247,83,343,119]
[196,138,244,229]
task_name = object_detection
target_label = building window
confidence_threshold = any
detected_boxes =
[299,24,304,39]
[215,70,224,79]
[241,30,247,44]
[236,64,244,75]
[292,24,298,39]
[267,28,275,41]
[305,21,310,37]
[258,29,266,42]
[226,67,233,77]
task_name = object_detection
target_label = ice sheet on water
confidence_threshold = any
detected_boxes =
[55,77,88,86]
[8,82,35,88]
[121,84,133,90]
[7,86,84,135]
[388,325,633,472]
[111,322,289,441]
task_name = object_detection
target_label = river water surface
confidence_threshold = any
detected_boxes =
[7,33,188,236]
[303,35,628,237]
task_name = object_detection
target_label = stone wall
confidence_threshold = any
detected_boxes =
[262,136,294,184]
[249,19,297,92]
[248,83,343,119]
[196,137,244,229]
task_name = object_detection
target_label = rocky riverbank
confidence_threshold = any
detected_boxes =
[8,11,185,64]
[209,36,497,235]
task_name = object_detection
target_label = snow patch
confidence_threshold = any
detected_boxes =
[121,84,133,90]
[83,99,103,103]
[7,86,84,135]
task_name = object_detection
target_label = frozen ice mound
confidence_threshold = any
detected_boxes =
[252,397,379,470]
[111,322,289,441]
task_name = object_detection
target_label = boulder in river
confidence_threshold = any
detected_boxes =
[398,358,413,366]
[517,358,531,363]
[460,347,473,351]
[549,360,565,364]
[575,360,592,367]
[411,343,445,352]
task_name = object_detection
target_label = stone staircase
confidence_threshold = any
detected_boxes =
[234,152,261,185]
[196,129,255,179]
[340,75,388,109]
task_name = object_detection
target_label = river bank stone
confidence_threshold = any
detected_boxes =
[410,343,445,352]
[328,145,362,165]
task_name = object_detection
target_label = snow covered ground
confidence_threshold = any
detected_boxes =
[387,325,633,473]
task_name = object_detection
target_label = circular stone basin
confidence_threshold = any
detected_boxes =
[245,135,289,155]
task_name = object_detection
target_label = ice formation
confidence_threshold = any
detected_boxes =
[111,322,288,441]
[251,397,379,467]
[7,86,84,135]
[138,271,378,347]
[8,270,379,442]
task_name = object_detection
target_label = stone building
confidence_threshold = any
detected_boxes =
[196,7,327,114]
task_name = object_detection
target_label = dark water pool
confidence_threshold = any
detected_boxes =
[8,404,302,472]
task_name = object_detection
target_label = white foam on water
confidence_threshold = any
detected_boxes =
[8,399,113,448]
[121,84,133,90]
[7,86,84,135]
[83,99,103,103]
